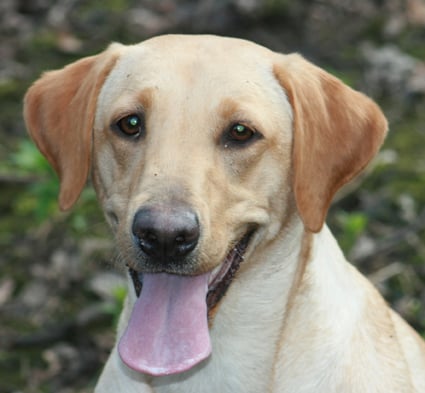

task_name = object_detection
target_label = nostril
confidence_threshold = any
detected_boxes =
[173,226,199,256]
[144,232,158,242]
[137,230,158,253]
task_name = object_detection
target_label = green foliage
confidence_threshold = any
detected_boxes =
[79,0,130,13]
[0,79,22,98]
[363,109,425,207]
[28,30,58,52]
[335,211,368,255]
[8,139,99,231]
[10,140,60,222]
[102,285,128,328]
[397,27,425,60]
[264,0,290,13]
[11,139,52,174]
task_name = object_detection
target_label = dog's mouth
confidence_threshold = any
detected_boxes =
[206,231,253,311]
[119,230,255,377]
[128,230,253,311]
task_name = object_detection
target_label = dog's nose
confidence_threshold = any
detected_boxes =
[132,205,200,261]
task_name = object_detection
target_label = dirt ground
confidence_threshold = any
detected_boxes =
[1,1,425,392]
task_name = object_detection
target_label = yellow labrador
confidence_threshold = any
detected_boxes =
[24,35,425,392]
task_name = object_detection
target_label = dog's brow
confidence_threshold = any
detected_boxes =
[136,88,154,111]
[218,97,240,119]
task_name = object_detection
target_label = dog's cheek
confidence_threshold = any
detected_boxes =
[91,146,114,201]
[249,148,295,239]
[91,143,130,230]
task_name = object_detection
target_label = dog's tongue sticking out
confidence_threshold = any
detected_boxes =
[118,273,212,376]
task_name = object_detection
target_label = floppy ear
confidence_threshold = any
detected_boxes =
[274,54,388,233]
[24,45,122,211]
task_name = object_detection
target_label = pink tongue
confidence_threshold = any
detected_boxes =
[118,272,212,376]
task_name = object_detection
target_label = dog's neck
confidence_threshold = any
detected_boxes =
[192,215,311,390]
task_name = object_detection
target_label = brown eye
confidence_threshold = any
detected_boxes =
[228,123,255,143]
[116,114,144,137]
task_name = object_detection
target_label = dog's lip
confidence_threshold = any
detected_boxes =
[208,260,229,288]
[205,230,255,310]
[128,228,256,308]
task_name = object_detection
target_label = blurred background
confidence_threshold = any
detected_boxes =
[0,0,424,392]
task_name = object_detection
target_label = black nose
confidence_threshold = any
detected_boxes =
[132,205,200,261]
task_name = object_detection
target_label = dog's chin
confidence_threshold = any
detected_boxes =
[128,229,256,313]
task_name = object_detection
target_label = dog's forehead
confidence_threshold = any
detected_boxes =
[124,34,274,76]
[96,35,282,116]
[151,34,275,64]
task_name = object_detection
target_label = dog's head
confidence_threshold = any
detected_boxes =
[24,35,387,376]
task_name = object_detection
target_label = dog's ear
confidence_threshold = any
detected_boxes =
[274,54,388,233]
[24,45,122,211]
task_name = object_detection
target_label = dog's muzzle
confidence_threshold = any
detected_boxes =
[121,203,256,376]
[129,228,255,311]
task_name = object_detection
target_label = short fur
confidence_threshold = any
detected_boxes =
[24,35,425,393]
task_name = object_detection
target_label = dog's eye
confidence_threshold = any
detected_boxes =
[116,114,144,137]
[230,124,253,141]
[226,123,257,145]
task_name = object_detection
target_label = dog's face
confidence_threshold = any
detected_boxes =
[24,35,387,377]
[92,36,294,278]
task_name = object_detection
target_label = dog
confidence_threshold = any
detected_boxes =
[24,35,425,392]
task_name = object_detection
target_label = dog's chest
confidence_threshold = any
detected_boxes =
[152,356,273,393]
